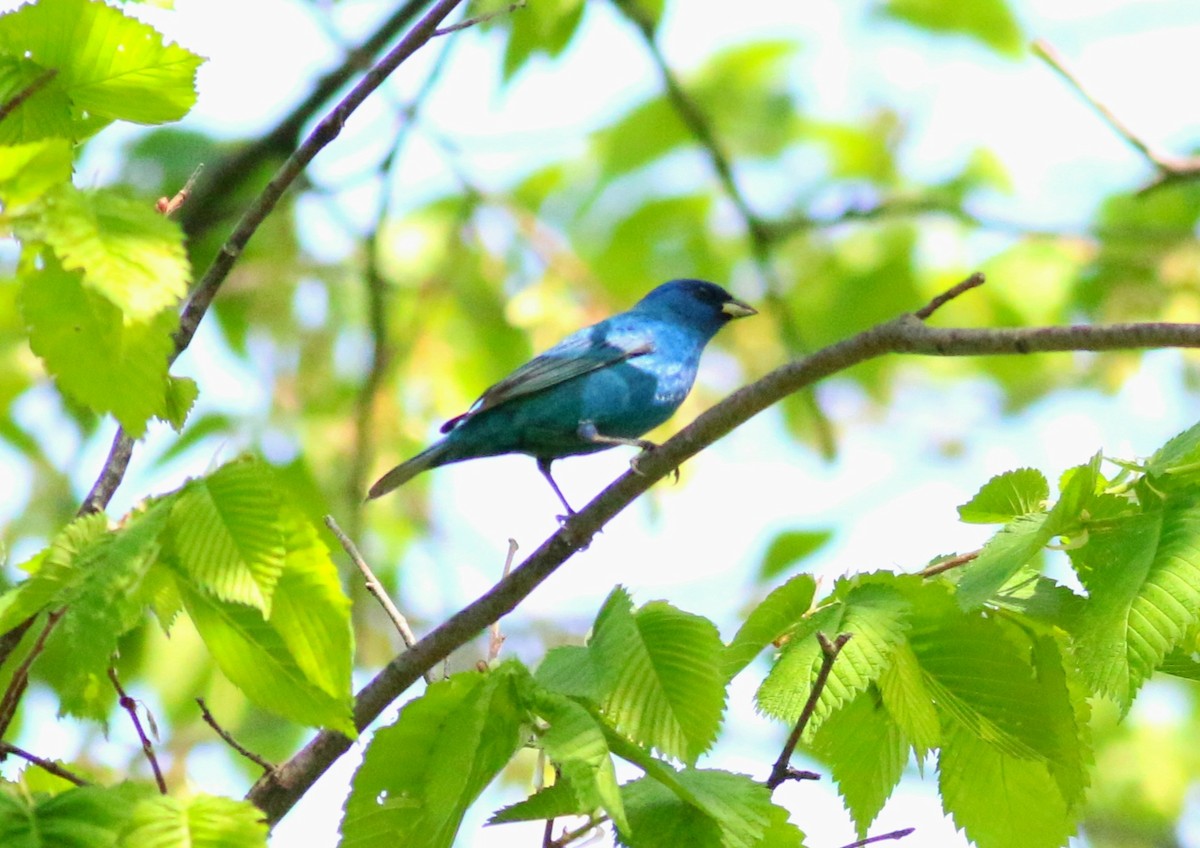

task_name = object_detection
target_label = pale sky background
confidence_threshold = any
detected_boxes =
[5,0,1200,846]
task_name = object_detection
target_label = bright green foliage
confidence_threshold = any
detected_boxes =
[723,573,817,681]
[0,0,203,142]
[590,587,726,763]
[20,256,182,438]
[958,468,1049,523]
[33,185,191,321]
[340,663,530,848]
[0,511,108,631]
[118,794,268,848]
[0,783,154,848]
[882,0,1024,57]
[757,580,912,735]
[617,768,801,848]
[166,458,287,615]
[0,139,71,212]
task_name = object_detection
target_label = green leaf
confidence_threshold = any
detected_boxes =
[756,581,910,735]
[958,468,1048,523]
[0,512,108,632]
[722,573,816,681]
[20,255,178,437]
[0,0,203,126]
[44,501,170,719]
[536,644,602,702]
[954,513,1053,610]
[0,783,152,848]
[590,587,726,764]
[1071,500,1200,708]
[1146,420,1200,491]
[162,375,198,431]
[500,0,584,81]
[118,794,268,848]
[882,0,1024,57]
[0,55,73,143]
[758,530,832,580]
[0,138,72,210]
[616,768,790,848]
[486,781,585,825]
[875,641,940,758]
[532,691,627,833]
[340,663,529,848]
[593,95,689,182]
[37,185,191,321]
[810,688,908,837]
[167,458,287,614]
[939,722,1075,848]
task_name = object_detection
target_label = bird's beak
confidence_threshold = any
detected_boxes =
[722,298,757,319]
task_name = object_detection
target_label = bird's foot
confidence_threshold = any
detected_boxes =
[628,442,679,482]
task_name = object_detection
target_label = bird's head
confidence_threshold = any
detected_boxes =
[635,279,757,336]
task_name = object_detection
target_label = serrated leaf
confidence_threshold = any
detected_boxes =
[0,0,203,126]
[939,723,1075,848]
[20,256,178,437]
[723,573,816,681]
[1071,500,1200,709]
[1147,420,1200,491]
[486,780,585,825]
[955,513,1053,610]
[590,587,726,764]
[0,783,153,847]
[532,691,627,833]
[882,0,1024,57]
[119,794,267,848]
[810,688,908,837]
[161,375,197,431]
[0,55,73,143]
[756,582,910,736]
[38,185,190,321]
[958,468,1048,524]
[340,663,529,848]
[0,138,72,209]
[616,769,785,848]
[167,458,286,614]
[0,512,107,632]
[876,641,939,757]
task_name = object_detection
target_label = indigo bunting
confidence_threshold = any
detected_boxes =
[367,279,756,514]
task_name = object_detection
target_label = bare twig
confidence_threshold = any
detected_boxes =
[837,827,917,848]
[0,741,90,786]
[434,1,525,36]
[488,539,519,662]
[196,697,275,772]
[0,609,62,740]
[766,632,851,790]
[109,667,167,794]
[914,272,985,320]
[247,275,1200,824]
[0,68,56,126]
[156,165,205,217]
[79,431,135,517]
[549,816,608,847]
[919,550,979,579]
[1033,39,1200,192]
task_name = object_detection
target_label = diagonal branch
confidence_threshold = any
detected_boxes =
[245,272,1200,823]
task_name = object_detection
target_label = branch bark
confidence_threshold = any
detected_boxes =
[245,273,1200,823]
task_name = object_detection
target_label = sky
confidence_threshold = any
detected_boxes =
[5,0,1200,846]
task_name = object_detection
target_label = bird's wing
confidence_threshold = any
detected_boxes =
[441,323,654,433]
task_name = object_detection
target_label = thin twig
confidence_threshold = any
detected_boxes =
[1033,39,1200,192]
[433,1,525,36]
[156,165,205,217]
[247,275,1200,823]
[914,273,985,320]
[488,539,519,662]
[549,816,608,847]
[0,68,56,126]
[837,827,916,848]
[196,697,275,772]
[766,632,851,790]
[325,516,434,685]
[0,609,62,740]
[109,667,167,794]
[0,741,90,786]
[542,817,555,848]
[919,550,979,579]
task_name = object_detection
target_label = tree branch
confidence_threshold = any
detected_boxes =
[196,697,274,773]
[766,632,851,790]
[0,741,90,787]
[1033,39,1200,193]
[246,272,1200,823]
[838,827,917,848]
[109,667,167,794]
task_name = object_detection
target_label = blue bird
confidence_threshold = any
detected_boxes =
[367,279,756,514]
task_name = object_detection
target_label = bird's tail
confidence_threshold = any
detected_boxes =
[366,441,452,500]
